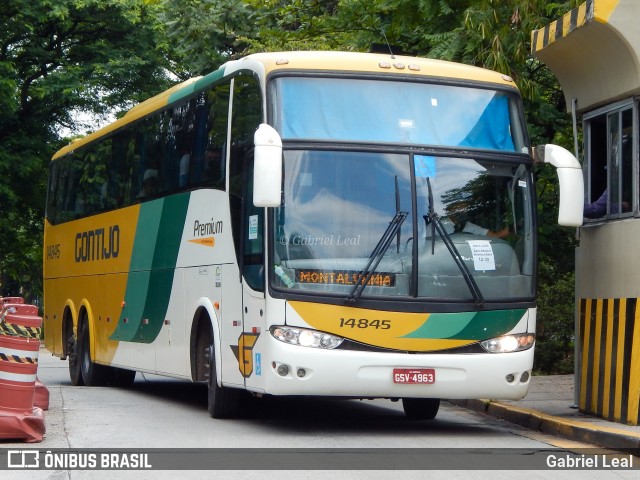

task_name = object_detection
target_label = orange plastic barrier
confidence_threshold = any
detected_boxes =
[0,303,45,442]
[1,297,24,304]
[3,303,38,316]
[0,334,39,411]
[34,378,50,411]
[0,407,45,443]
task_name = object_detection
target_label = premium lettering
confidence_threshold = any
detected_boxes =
[194,218,223,237]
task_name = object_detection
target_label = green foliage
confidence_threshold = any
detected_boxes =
[534,259,576,374]
[160,0,256,76]
[241,0,359,53]
[0,0,171,301]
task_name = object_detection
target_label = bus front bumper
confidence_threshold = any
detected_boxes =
[259,336,534,400]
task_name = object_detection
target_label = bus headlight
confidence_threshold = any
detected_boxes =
[271,326,344,349]
[480,333,535,353]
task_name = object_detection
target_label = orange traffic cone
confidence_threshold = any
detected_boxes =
[0,304,46,442]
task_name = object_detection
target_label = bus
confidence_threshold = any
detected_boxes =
[43,51,583,419]
[532,0,640,425]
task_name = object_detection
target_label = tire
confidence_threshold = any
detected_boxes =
[402,398,441,420]
[108,367,137,388]
[78,319,109,386]
[207,345,240,419]
[67,332,84,386]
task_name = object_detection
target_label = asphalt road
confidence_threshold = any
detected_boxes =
[1,349,637,479]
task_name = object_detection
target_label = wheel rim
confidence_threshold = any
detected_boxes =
[68,335,79,371]
[81,325,91,375]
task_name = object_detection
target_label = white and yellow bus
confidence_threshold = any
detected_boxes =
[43,51,583,419]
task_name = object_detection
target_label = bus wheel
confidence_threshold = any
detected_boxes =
[67,333,84,386]
[108,367,137,388]
[207,345,240,419]
[402,398,440,420]
[78,320,109,386]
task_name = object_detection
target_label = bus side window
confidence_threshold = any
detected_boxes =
[202,83,230,189]
[170,98,197,190]
[74,139,111,217]
[229,74,264,291]
[46,160,59,224]
[111,131,134,208]
[188,85,230,190]
[131,119,148,201]
[60,158,78,222]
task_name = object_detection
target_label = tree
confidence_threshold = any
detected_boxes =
[160,0,256,77]
[0,0,172,301]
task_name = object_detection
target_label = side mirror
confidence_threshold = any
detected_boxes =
[253,124,283,207]
[534,144,584,227]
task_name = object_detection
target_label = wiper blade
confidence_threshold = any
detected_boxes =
[347,210,408,304]
[425,178,484,305]
[428,213,485,305]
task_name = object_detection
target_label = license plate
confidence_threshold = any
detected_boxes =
[393,368,436,384]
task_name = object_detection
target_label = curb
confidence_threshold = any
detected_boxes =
[448,399,640,454]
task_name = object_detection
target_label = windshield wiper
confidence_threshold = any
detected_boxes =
[347,210,407,304]
[425,178,485,305]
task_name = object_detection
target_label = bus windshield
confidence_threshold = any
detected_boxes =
[272,151,534,302]
[273,76,524,152]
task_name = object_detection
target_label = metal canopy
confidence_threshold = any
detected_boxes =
[531,0,640,113]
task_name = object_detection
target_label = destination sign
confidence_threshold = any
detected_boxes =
[296,269,395,287]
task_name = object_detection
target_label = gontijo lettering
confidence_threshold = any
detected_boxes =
[75,225,120,262]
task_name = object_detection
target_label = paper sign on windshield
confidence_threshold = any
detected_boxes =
[467,240,496,271]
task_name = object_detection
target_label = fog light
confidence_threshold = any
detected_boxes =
[520,371,530,383]
[297,368,306,378]
[277,364,289,376]
[506,374,515,383]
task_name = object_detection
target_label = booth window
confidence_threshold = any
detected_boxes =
[584,101,636,220]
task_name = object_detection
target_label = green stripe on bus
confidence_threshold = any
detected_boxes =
[111,192,191,343]
[168,67,226,105]
[401,309,527,340]
[193,68,226,93]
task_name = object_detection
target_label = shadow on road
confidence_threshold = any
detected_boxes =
[125,375,498,438]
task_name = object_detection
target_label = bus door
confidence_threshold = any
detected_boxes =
[223,174,265,392]
[227,72,266,392]
[240,281,266,392]
[237,154,267,392]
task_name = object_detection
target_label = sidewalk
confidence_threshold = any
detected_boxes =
[450,374,640,453]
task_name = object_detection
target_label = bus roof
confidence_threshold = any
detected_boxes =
[53,51,517,160]
[231,51,516,84]
[531,0,640,113]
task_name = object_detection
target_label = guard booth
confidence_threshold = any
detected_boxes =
[532,0,640,425]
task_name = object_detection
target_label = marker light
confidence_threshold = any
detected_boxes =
[480,333,535,353]
[271,326,343,349]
